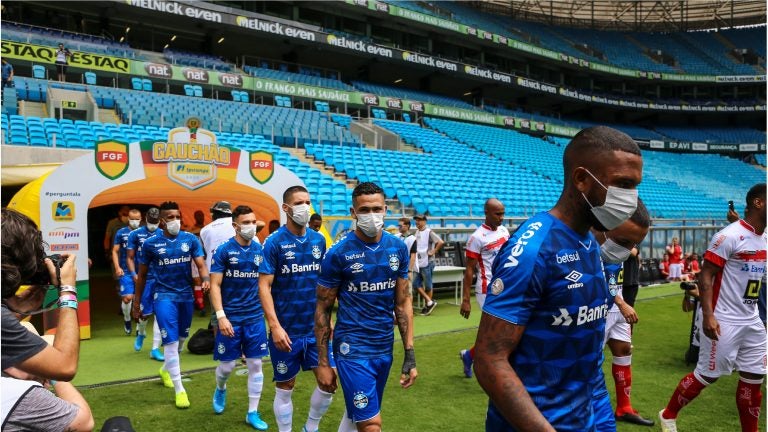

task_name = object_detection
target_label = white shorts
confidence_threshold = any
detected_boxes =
[475,293,486,309]
[695,319,767,378]
[604,310,632,344]
[669,263,683,279]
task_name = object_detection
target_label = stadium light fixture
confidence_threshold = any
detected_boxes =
[171,35,177,41]
[217,37,225,43]
[119,36,124,43]
[125,27,130,33]
[163,43,169,49]
[463,91,472,96]
[394,78,402,84]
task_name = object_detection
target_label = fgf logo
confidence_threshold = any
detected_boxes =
[52,201,75,222]
[95,140,129,180]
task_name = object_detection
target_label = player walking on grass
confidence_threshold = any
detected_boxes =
[659,183,766,432]
[315,182,417,432]
[474,126,643,431]
[126,207,165,361]
[591,199,654,430]
[459,198,509,378]
[133,201,209,409]
[112,208,141,335]
[258,186,334,432]
[209,205,269,430]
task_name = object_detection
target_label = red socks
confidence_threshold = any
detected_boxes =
[611,356,633,415]
[469,346,475,361]
[193,286,204,310]
[736,377,763,432]
[663,372,708,419]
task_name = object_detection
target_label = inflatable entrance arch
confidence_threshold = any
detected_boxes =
[9,120,326,339]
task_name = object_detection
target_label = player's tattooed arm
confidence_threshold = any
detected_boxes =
[314,284,338,367]
[394,277,414,350]
[474,313,556,432]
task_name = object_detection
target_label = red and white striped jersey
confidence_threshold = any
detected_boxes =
[466,224,510,294]
[703,220,767,324]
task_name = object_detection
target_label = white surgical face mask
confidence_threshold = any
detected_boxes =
[165,219,181,236]
[238,224,257,241]
[146,222,159,232]
[356,212,384,238]
[288,204,310,226]
[128,219,140,230]
[601,235,632,264]
[582,169,638,231]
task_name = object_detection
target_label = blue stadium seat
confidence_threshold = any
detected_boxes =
[131,77,143,91]
[142,79,153,92]
[32,65,46,79]
[84,71,97,85]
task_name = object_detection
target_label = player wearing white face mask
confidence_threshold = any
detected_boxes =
[112,208,142,335]
[590,200,654,430]
[259,186,334,432]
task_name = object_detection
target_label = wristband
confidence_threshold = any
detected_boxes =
[59,293,78,303]
[59,285,77,294]
[202,276,211,282]
[215,310,226,319]
[58,300,78,310]
[401,348,416,375]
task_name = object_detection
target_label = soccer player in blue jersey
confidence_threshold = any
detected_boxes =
[258,186,334,432]
[133,201,209,409]
[474,126,643,432]
[591,200,653,431]
[126,207,164,361]
[315,182,417,432]
[209,205,269,430]
[112,208,142,335]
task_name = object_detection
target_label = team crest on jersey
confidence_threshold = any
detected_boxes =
[276,361,288,375]
[217,343,226,355]
[181,242,190,252]
[609,286,618,297]
[160,328,168,338]
[254,255,263,266]
[389,255,400,271]
[491,278,504,295]
[340,342,350,355]
[353,392,369,409]
[609,275,616,285]
[312,245,322,259]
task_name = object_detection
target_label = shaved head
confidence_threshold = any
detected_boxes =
[563,126,640,186]
[484,198,505,229]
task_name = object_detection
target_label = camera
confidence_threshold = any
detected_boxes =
[680,281,698,291]
[25,254,65,286]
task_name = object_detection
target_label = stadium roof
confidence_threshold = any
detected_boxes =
[475,1,767,31]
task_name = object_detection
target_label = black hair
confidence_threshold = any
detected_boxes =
[159,201,179,212]
[146,207,160,220]
[1,208,46,298]
[563,126,641,182]
[309,213,322,222]
[628,198,650,229]
[352,182,384,203]
[283,185,308,203]
[746,183,766,209]
[232,205,254,220]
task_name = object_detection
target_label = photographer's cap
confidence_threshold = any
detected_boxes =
[210,201,232,215]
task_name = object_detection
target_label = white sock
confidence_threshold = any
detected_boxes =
[152,319,161,349]
[121,300,132,321]
[337,409,357,432]
[137,319,148,336]
[163,341,184,393]
[215,360,236,390]
[305,386,333,431]
[246,358,264,412]
[273,387,294,432]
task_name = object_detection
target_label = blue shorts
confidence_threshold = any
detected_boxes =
[592,389,616,432]
[139,277,156,316]
[119,274,135,296]
[413,262,434,290]
[336,355,392,423]
[268,335,335,382]
[154,299,193,345]
[214,320,269,362]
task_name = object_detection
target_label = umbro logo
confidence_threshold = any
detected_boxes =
[350,262,364,273]
[285,251,296,260]
[565,271,584,289]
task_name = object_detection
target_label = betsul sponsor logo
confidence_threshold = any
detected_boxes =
[52,201,75,222]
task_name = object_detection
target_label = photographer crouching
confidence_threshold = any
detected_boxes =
[1,208,94,431]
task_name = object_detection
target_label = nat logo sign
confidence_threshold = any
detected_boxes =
[144,63,173,78]
[52,201,75,222]
[249,151,274,184]
[218,73,243,88]
[183,67,209,83]
[362,94,379,106]
[95,140,129,180]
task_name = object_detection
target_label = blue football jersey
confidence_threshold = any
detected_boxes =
[259,225,326,338]
[127,226,157,276]
[483,212,610,432]
[113,226,132,271]
[210,237,264,325]
[317,231,409,359]
[141,231,204,301]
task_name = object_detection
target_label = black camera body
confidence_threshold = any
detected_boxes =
[26,254,64,286]
[680,281,698,291]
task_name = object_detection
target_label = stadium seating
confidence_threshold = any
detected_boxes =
[163,48,233,72]
[2,21,138,59]
[351,81,475,109]
[244,65,354,91]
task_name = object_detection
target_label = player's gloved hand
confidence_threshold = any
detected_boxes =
[315,364,337,393]
[400,348,418,389]
[460,297,472,319]
[271,325,293,352]
[702,313,720,341]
